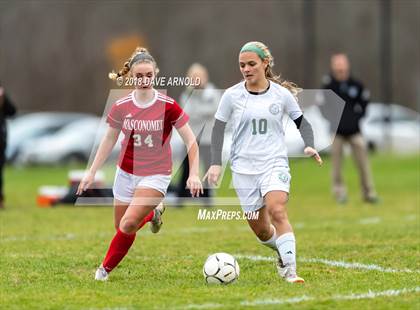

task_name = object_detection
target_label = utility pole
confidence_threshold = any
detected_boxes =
[380,0,392,151]
[303,0,316,90]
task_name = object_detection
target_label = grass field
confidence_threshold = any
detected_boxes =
[1,154,419,309]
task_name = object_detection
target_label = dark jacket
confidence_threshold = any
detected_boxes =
[1,93,17,150]
[320,74,370,136]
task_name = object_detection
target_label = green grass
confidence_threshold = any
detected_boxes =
[1,154,419,309]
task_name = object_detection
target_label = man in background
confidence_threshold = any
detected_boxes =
[320,53,378,204]
[0,82,17,209]
[176,63,221,206]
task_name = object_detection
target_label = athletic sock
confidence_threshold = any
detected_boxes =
[257,224,278,252]
[275,232,296,267]
[102,229,136,273]
[137,210,155,230]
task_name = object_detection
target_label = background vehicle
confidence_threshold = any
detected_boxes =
[361,103,420,153]
[6,112,94,162]
[16,117,108,164]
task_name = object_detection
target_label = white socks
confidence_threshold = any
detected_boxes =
[275,232,296,267]
[257,224,278,252]
[257,226,297,267]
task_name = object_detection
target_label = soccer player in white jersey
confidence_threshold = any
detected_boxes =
[76,47,203,281]
[204,41,322,283]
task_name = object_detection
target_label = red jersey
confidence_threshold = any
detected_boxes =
[107,90,189,176]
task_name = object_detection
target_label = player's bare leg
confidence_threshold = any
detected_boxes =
[114,197,161,232]
[264,190,304,283]
[119,188,163,234]
[95,188,164,281]
[264,191,292,235]
[113,199,129,231]
[246,206,276,249]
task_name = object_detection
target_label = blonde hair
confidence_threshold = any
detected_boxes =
[241,41,301,98]
[108,46,159,80]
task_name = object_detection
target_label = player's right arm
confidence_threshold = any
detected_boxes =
[76,126,120,195]
[204,90,232,186]
[204,119,227,186]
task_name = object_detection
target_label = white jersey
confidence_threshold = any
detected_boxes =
[215,81,302,174]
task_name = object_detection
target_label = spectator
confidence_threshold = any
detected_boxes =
[0,82,17,209]
[320,53,378,204]
[176,63,221,206]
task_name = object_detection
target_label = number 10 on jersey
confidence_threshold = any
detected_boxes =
[251,118,267,135]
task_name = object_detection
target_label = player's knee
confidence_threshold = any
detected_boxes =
[119,217,138,233]
[270,207,288,224]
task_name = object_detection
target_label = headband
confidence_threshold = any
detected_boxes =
[129,52,155,68]
[240,43,266,60]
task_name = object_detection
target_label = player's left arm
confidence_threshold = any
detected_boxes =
[293,116,322,165]
[177,123,204,197]
[285,90,323,165]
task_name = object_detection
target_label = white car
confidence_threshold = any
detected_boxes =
[361,103,420,153]
[7,112,93,162]
[17,117,115,164]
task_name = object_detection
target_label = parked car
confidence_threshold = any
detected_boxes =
[17,117,120,164]
[361,103,420,153]
[7,112,93,162]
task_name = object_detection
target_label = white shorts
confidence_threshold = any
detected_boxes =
[232,166,291,213]
[113,167,172,203]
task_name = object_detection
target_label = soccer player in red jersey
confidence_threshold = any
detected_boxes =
[77,47,203,281]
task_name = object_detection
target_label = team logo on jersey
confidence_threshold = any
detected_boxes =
[278,172,289,183]
[269,103,280,115]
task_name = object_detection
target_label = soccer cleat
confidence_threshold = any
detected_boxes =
[364,196,380,204]
[276,258,305,283]
[94,265,109,281]
[336,195,348,205]
[150,203,165,233]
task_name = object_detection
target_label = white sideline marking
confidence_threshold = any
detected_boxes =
[299,257,417,273]
[241,295,312,306]
[179,287,420,309]
[0,233,77,242]
[6,253,46,258]
[183,303,222,309]
[404,214,417,221]
[0,211,416,243]
[359,217,381,224]
[294,222,305,229]
[176,227,213,233]
[0,227,248,242]
[235,254,420,273]
[235,254,273,261]
[240,287,420,307]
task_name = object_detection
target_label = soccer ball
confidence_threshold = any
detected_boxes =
[203,253,240,284]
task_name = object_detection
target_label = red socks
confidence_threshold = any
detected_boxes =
[102,229,136,273]
[102,210,155,273]
[137,210,155,230]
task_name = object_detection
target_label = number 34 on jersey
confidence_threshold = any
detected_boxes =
[132,134,154,147]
